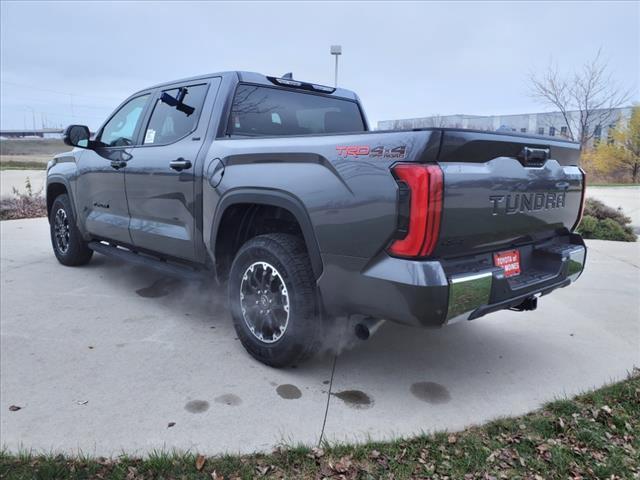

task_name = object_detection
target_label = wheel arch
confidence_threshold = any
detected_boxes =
[210,189,323,281]
[46,177,75,221]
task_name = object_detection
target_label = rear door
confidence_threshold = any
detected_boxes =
[124,79,220,261]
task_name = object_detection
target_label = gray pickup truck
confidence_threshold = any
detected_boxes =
[48,71,586,366]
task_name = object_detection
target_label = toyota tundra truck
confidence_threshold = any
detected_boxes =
[47,71,587,367]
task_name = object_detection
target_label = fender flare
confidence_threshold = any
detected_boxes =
[211,188,323,279]
[46,175,77,221]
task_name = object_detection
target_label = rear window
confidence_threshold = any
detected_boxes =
[229,85,365,136]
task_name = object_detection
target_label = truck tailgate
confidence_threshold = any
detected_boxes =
[433,129,583,258]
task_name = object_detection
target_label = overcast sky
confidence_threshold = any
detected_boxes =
[1,1,638,130]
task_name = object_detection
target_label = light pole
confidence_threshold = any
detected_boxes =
[330,45,342,87]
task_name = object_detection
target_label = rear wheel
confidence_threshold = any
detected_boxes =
[49,193,93,266]
[228,233,320,367]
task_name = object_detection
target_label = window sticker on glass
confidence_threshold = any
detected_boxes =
[144,129,156,144]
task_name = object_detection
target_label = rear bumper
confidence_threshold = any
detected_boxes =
[318,233,586,327]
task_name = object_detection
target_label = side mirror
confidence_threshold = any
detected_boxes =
[63,125,91,148]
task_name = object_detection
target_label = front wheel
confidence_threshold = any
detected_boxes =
[228,233,321,367]
[49,193,93,266]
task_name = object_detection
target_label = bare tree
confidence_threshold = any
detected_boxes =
[529,50,630,150]
[426,114,447,128]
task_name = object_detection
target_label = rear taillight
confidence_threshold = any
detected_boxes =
[572,167,587,231]
[388,164,443,258]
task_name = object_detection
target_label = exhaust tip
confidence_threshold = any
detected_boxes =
[354,317,385,341]
[354,323,371,341]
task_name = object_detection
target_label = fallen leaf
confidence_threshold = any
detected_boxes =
[211,471,224,480]
[8,405,21,411]
[448,434,457,444]
[76,400,89,406]
[255,465,271,476]
[196,454,206,471]
[167,422,175,428]
[332,455,352,473]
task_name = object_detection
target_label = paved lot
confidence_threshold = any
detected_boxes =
[1,218,639,456]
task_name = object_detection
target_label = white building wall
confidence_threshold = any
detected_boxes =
[377,107,633,146]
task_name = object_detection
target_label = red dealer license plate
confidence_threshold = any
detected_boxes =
[493,249,521,278]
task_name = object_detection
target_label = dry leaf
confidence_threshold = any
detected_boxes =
[196,454,206,471]
[256,465,270,476]
[447,434,457,444]
[8,405,21,411]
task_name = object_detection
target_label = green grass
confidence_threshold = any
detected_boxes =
[1,371,638,479]
[0,160,47,170]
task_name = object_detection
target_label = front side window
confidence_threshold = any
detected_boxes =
[549,126,556,136]
[230,85,365,136]
[143,84,208,145]
[99,94,149,147]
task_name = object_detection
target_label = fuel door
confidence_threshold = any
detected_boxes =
[206,158,225,188]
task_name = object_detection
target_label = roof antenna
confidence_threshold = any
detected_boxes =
[282,72,293,79]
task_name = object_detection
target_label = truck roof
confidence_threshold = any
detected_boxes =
[141,71,359,101]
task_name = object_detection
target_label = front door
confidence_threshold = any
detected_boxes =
[124,81,216,262]
[75,93,151,244]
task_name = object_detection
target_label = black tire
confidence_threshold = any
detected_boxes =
[228,233,321,367]
[49,193,93,266]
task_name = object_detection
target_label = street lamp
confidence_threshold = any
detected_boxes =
[330,45,342,87]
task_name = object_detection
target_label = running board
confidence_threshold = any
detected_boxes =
[88,241,206,281]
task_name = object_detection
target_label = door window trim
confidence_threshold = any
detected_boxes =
[136,82,211,148]
[95,92,153,149]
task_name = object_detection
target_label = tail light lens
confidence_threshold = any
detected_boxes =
[572,167,587,231]
[388,164,443,258]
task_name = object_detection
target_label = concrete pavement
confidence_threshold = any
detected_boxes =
[1,218,639,456]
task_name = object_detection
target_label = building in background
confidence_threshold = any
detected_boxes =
[377,107,633,147]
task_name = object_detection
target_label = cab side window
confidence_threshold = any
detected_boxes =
[99,94,150,147]
[143,84,208,145]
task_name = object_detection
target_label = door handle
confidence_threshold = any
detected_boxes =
[110,160,127,170]
[170,158,192,171]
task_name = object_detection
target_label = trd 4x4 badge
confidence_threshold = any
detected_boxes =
[370,145,407,159]
[336,145,407,158]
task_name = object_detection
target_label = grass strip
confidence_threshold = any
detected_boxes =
[1,371,638,479]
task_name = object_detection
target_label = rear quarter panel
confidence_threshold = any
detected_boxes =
[203,130,439,259]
